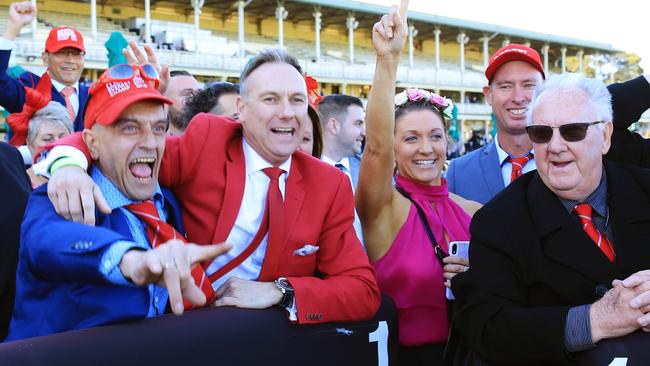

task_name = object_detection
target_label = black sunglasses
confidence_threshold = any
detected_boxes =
[525,121,604,143]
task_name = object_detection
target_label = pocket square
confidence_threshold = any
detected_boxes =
[293,244,319,256]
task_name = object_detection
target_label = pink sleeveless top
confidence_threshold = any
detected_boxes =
[372,176,471,346]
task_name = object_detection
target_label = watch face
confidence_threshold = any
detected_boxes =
[277,278,293,291]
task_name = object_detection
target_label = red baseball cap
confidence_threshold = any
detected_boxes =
[84,72,172,129]
[45,27,86,53]
[485,44,545,83]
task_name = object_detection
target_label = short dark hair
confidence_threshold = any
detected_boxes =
[239,49,302,99]
[317,94,363,126]
[180,82,240,127]
[170,70,192,78]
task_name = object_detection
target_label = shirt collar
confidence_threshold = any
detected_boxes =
[559,167,608,218]
[495,134,534,166]
[49,77,79,94]
[242,138,292,176]
[91,167,163,210]
[321,155,350,171]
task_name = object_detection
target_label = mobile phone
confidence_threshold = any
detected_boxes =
[446,241,470,300]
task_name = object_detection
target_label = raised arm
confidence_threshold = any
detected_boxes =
[355,0,408,225]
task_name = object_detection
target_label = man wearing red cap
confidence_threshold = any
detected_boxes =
[446,44,650,204]
[6,67,231,341]
[0,1,89,145]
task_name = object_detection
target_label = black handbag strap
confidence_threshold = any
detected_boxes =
[395,185,448,267]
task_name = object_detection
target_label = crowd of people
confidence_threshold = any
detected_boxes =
[2,0,650,365]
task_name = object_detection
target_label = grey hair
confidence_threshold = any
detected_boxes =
[27,101,74,143]
[239,48,302,100]
[526,73,613,127]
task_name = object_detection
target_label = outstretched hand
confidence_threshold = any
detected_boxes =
[122,40,171,95]
[5,1,36,39]
[371,0,409,57]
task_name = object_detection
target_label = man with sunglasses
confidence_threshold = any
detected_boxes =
[6,67,232,341]
[446,43,650,205]
[451,73,650,364]
[34,49,380,325]
[0,2,89,146]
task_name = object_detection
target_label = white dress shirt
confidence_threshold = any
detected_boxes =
[205,138,291,291]
[494,134,536,187]
[320,154,365,248]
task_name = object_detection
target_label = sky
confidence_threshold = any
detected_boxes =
[364,0,649,72]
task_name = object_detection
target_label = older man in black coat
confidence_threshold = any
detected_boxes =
[0,142,31,341]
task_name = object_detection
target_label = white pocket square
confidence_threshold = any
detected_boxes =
[293,244,319,256]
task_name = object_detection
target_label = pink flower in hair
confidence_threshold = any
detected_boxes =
[429,93,447,108]
[405,88,426,102]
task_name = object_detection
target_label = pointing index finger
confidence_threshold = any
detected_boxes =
[398,0,409,22]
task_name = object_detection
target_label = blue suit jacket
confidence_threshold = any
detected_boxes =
[0,49,88,133]
[6,185,184,341]
[446,141,504,205]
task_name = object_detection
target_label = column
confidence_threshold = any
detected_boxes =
[31,0,37,39]
[276,4,288,49]
[577,49,584,73]
[408,24,417,68]
[457,32,468,74]
[90,0,97,39]
[502,38,510,47]
[434,28,441,71]
[561,46,567,73]
[482,34,489,68]
[192,0,204,53]
[541,43,549,75]
[346,15,358,64]
[144,0,151,45]
[313,9,322,61]
[237,1,247,57]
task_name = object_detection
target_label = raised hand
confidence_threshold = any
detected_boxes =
[5,1,37,39]
[120,240,233,315]
[371,0,409,57]
[122,40,171,95]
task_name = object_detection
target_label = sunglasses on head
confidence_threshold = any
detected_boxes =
[90,63,160,95]
[525,121,604,143]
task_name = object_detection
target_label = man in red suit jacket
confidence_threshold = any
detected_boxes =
[39,49,380,324]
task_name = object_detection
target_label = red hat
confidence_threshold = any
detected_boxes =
[85,72,172,129]
[485,44,545,83]
[45,27,86,53]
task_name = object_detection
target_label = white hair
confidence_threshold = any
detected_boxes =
[27,101,74,143]
[526,73,613,128]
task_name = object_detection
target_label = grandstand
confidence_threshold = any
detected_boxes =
[1,0,648,141]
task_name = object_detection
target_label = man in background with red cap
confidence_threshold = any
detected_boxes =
[446,44,650,204]
[0,1,89,145]
[6,67,231,341]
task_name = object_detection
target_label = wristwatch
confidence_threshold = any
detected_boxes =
[274,277,294,308]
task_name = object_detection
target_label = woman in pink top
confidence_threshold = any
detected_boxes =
[357,3,481,365]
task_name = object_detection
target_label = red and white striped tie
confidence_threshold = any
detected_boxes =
[573,203,615,262]
[126,200,215,309]
[507,153,532,182]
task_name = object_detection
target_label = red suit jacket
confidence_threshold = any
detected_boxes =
[53,114,381,324]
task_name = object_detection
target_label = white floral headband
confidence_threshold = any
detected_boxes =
[394,88,454,120]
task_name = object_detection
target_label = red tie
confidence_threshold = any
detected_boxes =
[126,200,215,309]
[207,168,285,296]
[573,203,615,262]
[60,86,76,122]
[508,153,532,182]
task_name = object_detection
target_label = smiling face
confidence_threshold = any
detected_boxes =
[337,104,366,156]
[42,47,84,86]
[238,62,308,166]
[394,108,447,186]
[532,88,612,201]
[299,117,315,155]
[83,100,168,201]
[484,60,543,136]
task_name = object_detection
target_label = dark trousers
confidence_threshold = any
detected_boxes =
[398,343,446,366]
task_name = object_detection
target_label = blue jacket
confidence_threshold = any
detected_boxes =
[446,140,504,205]
[6,185,184,341]
[0,49,88,133]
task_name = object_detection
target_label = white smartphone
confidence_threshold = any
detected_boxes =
[446,241,470,300]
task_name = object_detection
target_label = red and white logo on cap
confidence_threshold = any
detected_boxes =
[105,76,148,98]
[56,28,78,42]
